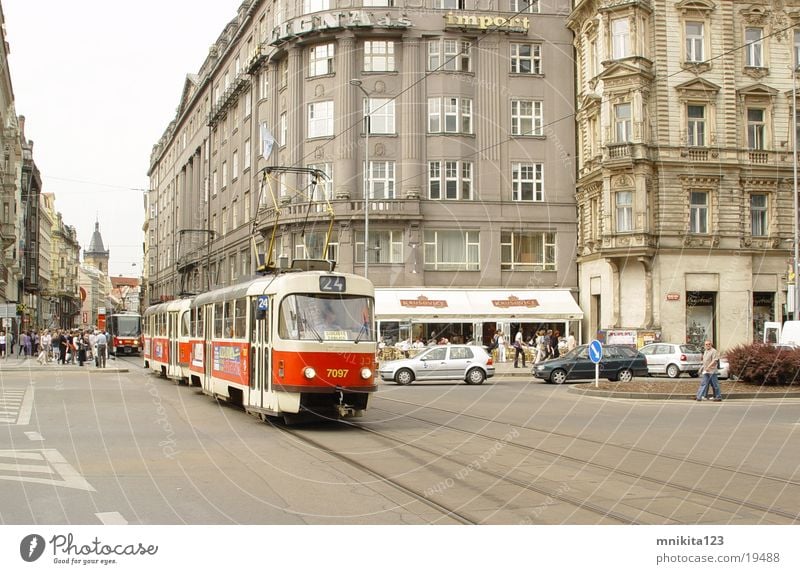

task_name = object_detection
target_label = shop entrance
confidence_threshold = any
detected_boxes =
[686,291,716,347]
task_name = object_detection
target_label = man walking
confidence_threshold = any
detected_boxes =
[95,330,107,368]
[696,340,722,401]
[513,328,526,368]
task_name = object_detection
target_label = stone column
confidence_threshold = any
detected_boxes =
[401,36,424,199]
[288,46,305,194]
[335,34,357,200]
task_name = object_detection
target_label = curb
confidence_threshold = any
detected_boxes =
[0,367,129,374]
[567,385,800,400]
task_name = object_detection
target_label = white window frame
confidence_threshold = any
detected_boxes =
[685,21,704,63]
[303,0,329,14]
[511,162,544,202]
[428,39,471,72]
[750,193,768,237]
[222,161,228,188]
[510,43,541,74]
[689,191,708,234]
[308,100,335,138]
[232,199,239,229]
[428,97,472,134]
[510,0,538,13]
[244,191,251,224]
[428,160,473,200]
[366,98,395,134]
[232,150,239,180]
[687,104,706,147]
[355,229,403,264]
[365,160,395,199]
[280,112,287,146]
[500,231,556,271]
[615,191,633,232]
[511,100,543,136]
[615,102,632,143]
[423,229,480,271]
[364,40,396,72]
[747,107,765,150]
[308,162,334,200]
[309,43,335,77]
[244,138,251,170]
[611,17,630,59]
[745,27,763,67]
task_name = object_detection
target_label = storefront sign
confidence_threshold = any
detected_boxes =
[444,12,530,33]
[605,330,637,346]
[687,291,714,306]
[399,295,448,309]
[270,11,412,46]
[491,295,539,309]
[666,293,680,301]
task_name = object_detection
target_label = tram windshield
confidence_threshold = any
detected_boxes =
[278,294,375,342]
[112,315,142,337]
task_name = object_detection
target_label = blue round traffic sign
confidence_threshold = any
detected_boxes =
[588,340,603,363]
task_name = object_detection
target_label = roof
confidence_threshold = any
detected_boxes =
[86,220,108,254]
[111,277,140,288]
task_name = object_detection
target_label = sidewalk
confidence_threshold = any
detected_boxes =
[493,359,533,377]
[0,355,129,373]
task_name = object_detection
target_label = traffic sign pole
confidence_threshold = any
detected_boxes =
[588,339,603,388]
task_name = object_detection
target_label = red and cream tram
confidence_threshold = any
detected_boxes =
[142,298,193,384]
[144,265,377,421]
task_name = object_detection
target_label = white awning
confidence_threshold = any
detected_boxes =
[375,288,583,321]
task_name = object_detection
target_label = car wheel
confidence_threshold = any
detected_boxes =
[395,368,414,386]
[550,369,567,385]
[666,364,680,378]
[618,368,633,383]
[689,371,699,378]
[465,368,485,385]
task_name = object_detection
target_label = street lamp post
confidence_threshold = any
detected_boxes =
[350,79,370,279]
[793,59,799,321]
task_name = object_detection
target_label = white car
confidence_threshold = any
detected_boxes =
[639,343,703,378]
[378,344,495,385]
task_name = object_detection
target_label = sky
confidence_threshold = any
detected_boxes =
[3,0,244,278]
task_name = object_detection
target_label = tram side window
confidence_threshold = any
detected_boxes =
[224,301,234,338]
[234,298,247,339]
[214,302,224,338]
[181,311,190,337]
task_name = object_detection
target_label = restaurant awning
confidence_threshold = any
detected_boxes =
[375,288,583,321]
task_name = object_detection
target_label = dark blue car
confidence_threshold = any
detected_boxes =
[532,344,649,384]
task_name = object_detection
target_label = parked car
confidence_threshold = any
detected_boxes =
[532,344,649,384]
[378,344,495,385]
[639,343,703,378]
[717,355,730,380]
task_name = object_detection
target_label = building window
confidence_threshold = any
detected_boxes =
[500,231,555,271]
[751,194,768,236]
[245,91,252,117]
[512,162,543,202]
[611,17,630,59]
[232,200,239,229]
[685,21,704,62]
[212,214,218,236]
[794,30,800,69]
[428,97,472,134]
[428,160,473,200]
[303,0,329,14]
[309,43,335,77]
[280,112,287,146]
[366,98,395,134]
[687,105,706,146]
[423,229,480,271]
[222,161,228,188]
[222,207,228,235]
[615,191,633,232]
[260,72,270,100]
[308,162,334,200]
[689,191,708,234]
[355,230,403,264]
[745,27,763,67]
[428,39,471,72]
[244,138,251,170]
[365,161,395,199]
[244,191,251,224]
[511,100,543,136]
[212,170,218,196]
[615,103,632,142]
[434,0,465,8]
[364,40,395,72]
[295,230,337,261]
[308,101,334,138]
[363,0,395,5]
[510,43,541,74]
[747,108,765,150]
[232,150,239,180]
[510,0,538,12]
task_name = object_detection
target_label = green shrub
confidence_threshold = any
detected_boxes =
[726,343,800,385]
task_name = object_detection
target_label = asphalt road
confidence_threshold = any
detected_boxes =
[0,358,797,525]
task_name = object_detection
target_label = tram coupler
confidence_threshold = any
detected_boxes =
[335,390,363,418]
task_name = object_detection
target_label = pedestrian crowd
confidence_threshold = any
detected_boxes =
[487,328,578,368]
[0,328,110,368]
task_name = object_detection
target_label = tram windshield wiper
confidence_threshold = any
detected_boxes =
[354,323,369,344]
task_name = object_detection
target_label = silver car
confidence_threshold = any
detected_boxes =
[378,344,495,385]
[639,343,703,378]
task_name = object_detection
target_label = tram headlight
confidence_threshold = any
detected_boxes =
[360,367,372,380]
[303,367,316,380]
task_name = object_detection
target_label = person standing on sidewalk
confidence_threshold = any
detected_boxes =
[0,331,5,358]
[95,330,107,368]
[513,328,527,368]
[695,340,722,401]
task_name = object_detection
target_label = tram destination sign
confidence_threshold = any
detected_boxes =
[320,276,346,293]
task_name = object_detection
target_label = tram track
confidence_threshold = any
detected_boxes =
[371,397,800,524]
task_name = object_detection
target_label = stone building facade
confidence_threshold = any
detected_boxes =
[569,0,800,350]
[146,0,582,342]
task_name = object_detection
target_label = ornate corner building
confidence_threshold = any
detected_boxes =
[569,0,800,348]
[145,0,583,342]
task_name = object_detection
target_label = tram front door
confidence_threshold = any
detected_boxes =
[248,295,272,412]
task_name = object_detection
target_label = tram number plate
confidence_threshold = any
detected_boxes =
[319,276,346,293]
